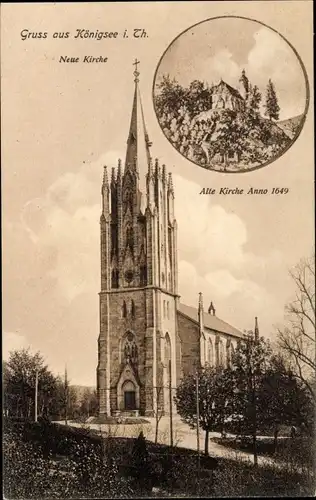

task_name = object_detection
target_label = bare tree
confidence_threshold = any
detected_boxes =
[277,255,315,400]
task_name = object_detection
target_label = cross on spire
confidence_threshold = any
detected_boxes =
[133,58,140,82]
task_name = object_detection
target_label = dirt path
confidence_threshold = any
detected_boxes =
[57,417,285,468]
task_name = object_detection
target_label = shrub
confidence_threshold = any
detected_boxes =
[212,453,315,497]
[130,431,153,494]
[3,424,134,499]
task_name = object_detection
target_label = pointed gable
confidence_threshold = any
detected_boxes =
[117,358,141,388]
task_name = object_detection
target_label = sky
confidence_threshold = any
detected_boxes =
[155,17,308,120]
[2,1,314,386]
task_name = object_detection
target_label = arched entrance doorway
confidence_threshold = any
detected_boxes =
[122,380,136,410]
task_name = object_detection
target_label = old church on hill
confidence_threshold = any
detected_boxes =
[97,65,245,418]
[212,79,245,112]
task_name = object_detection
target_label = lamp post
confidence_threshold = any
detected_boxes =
[64,366,68,425]
[169,359,173,448]
[196,370,200,496]
[34,369,38,423]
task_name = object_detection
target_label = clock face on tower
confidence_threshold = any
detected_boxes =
[125,270,134,284]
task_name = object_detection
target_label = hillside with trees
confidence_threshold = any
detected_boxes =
[154,70,303,171]
[3,348,95,422]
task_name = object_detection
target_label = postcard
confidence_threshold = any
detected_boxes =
[2,1,314,498]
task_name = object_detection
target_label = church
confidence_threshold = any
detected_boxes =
[97,63,245,418]
[211,79,245,112]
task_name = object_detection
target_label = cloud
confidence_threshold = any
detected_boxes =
[174,174,285,332]
[174,174,257,272]
[246,27,306,119]
[178,260,285,335]
[3,331,29,360]
[20,151,124,302]
[248,28,297,83]
[201,49,240,87]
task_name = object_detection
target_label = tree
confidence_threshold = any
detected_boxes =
[51,376,77,421]
[155,75,187,116]
[175,366,232,455]
[264,79,280,120]
[258,353,314,450]
[187,79,212,114]
[210,110,236,168]
[247,84,262,116]
[4,348,59,420]
[229,334,272,466]
[277,255,315,401]
[131,431,153,493]
[78,388,98,419]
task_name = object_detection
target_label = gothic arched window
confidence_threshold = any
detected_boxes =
[140,265,147,286]
[218,340,224,368]
[168,228,172,258]
[203,336,207,365]
[123,331,138,365]
[112,268,119,289]
[218,97,225,109]
[230,342,235,362]
[226,340,231,367]
[208,339,214,366]
[126,226,133,251]
[111,224,118,256]
[165,332,171,370]
[123,180,134,215]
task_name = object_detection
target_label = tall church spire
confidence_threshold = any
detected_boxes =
[125,59,152,184]
[98,60,179,419]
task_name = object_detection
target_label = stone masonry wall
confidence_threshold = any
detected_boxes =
[177,313,200,376]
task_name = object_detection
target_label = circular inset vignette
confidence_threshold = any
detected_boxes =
[152,16,310,174]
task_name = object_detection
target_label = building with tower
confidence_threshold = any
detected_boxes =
[97,62,247,418]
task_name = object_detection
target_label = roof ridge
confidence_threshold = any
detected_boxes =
[178,302,243,337]
[215,80,243,100]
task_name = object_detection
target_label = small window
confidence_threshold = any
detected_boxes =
[166,302,169,319]
[122,301,127,318]
[131,300,135,319]
[163,300,166,318]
